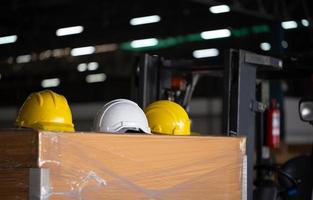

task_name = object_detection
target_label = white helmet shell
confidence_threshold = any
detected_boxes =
[93,99,151,134]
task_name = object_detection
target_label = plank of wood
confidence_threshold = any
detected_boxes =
[0,168,29,200]
[0,129,38,168]
[39,132,246,200]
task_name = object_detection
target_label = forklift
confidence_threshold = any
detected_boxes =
[132,49,313,200]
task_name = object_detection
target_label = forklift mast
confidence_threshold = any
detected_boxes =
[132,49,282,200]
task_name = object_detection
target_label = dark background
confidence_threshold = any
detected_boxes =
[0,0,313,107]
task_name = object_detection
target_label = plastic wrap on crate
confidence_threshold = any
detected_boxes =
[37,131,246,200]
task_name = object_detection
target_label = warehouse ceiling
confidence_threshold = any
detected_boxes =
[0,0,313,106]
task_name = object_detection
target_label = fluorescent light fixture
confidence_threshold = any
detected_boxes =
[71,46,95,56]
[130,38,158,48]
[77,63,87,72]
[209,5,230,14]
[130,15,161,26]
[39,50,52,60]
[95,44,118,53]
[56,26,84,36]
[193,48,219,58]
[41,78,60,88]
[281,40,288,49]
[260,42,271,51]
[301,19,310,27]
[281,21,298,29]
[86,73,106,83]
[16,54,32,63]
[88,62,99,71]
[0,35,17,45]
[200,29,231,40]
[52,48,66,58]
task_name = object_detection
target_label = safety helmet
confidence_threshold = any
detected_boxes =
[144,100,190,135]
[16,90,75,132]
[93,99,151,133]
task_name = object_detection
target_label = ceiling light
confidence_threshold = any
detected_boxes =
[77,63,87,72]
[193,48,219,58]
[0,35,17,45]
[56,26,84,36]
[86,73,106,83]
[71,46,95,56]
[130,38,158,48]
[260,42,271,51]
[39,50,52,60]
[41,78,60,88]
[281,41,288,49]
[16,54,32,63]
[87,62,99,71]
[301,19,310,27]
[52,48,66,58]
[95,44,118,53]
[209,5,230,14]
[130,15,161,26]
[200,29,231,40]
[281,21,298,29]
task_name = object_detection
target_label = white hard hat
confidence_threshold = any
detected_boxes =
[93,99,151,134]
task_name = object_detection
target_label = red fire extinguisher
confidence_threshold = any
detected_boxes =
[266,99,280,149]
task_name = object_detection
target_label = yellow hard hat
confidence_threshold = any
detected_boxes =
[16,90,75,132]
[144,100,190,135]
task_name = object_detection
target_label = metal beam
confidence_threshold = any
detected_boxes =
[223,49,282,200]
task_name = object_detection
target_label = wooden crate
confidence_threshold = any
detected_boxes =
[0,129,246,200]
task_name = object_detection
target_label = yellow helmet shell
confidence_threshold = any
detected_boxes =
[16,90,75,132]
[144,100,190,135]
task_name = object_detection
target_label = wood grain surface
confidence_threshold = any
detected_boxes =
[0,168,29,200]
[0,129,38,169]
